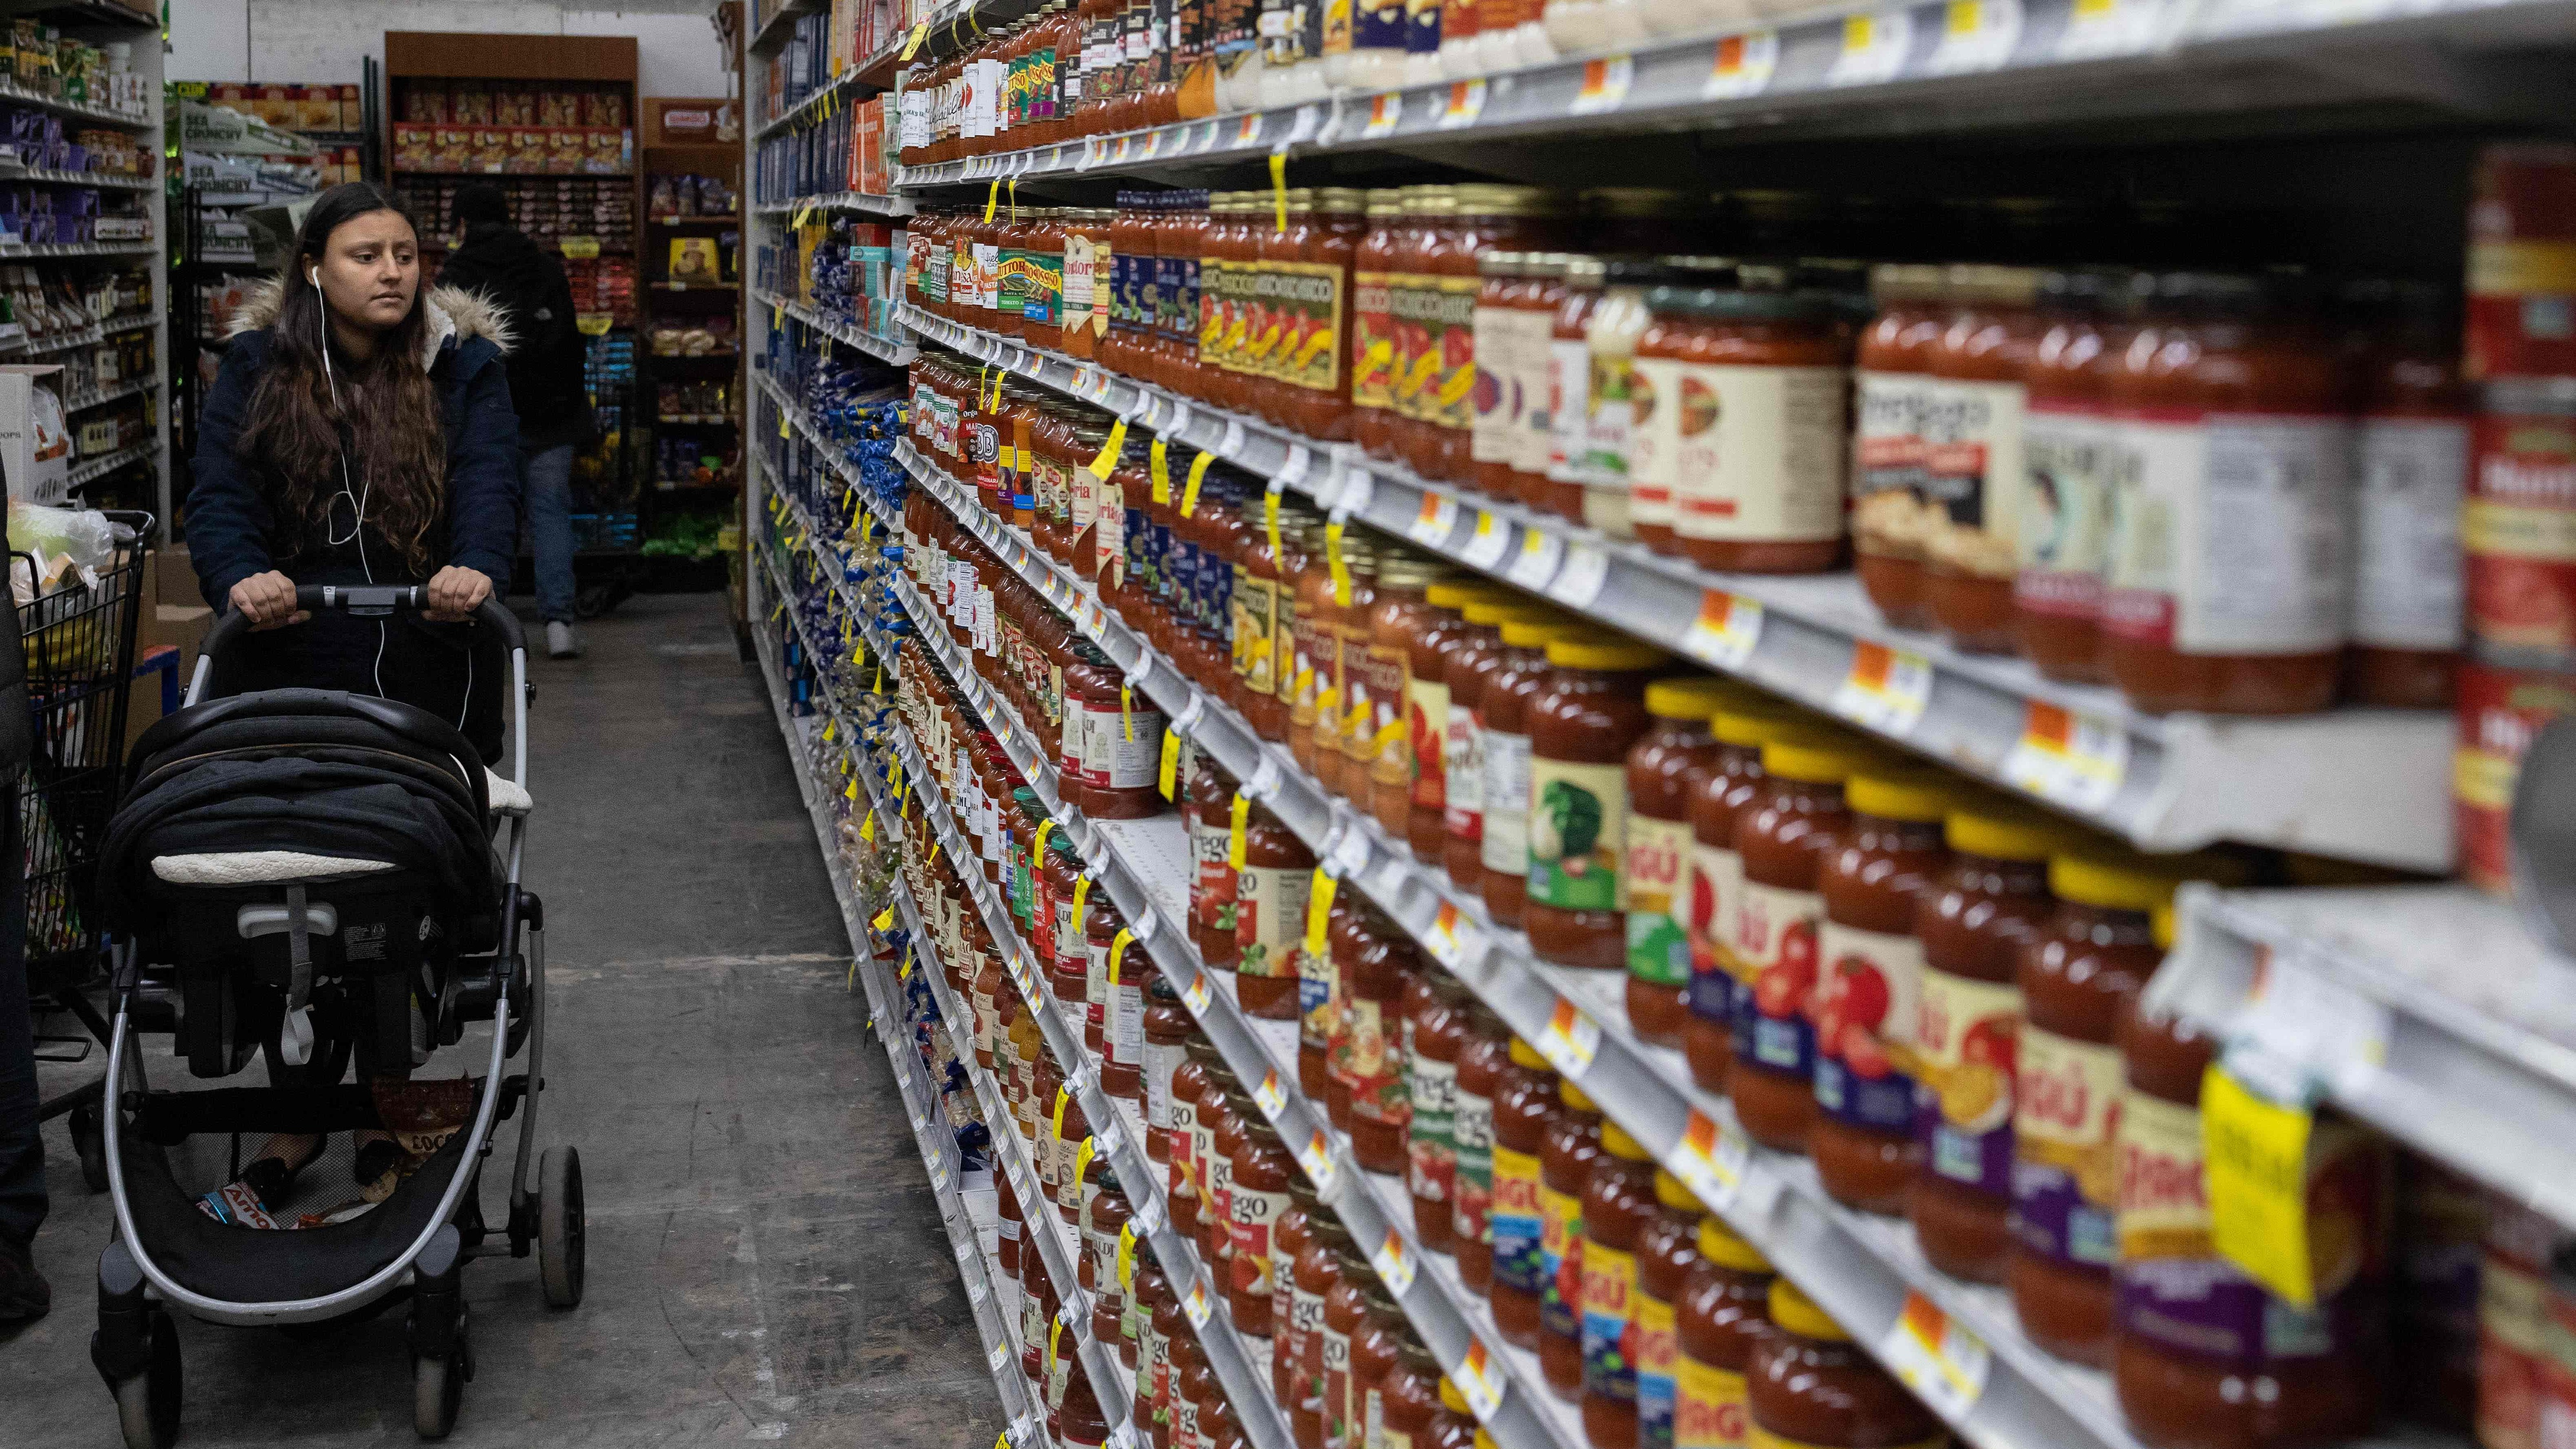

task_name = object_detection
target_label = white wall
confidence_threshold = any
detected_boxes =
[168,1,733,100]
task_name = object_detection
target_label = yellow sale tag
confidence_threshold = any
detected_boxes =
[1118,1221,1138,1293]
[1110,929,1135,985]
[1305,867,1337,957]
[2203,1064,2318,1307]
[1159,729,1182,799]
[1326,521,1352,605]
[559,235,600,259]
[1046,1317,1063,1375]
[901,19,930,57]
[1052,1087,1072,1142]
[824,718,838,743]
[1073,874,1095,933]
[1270,151,1288,232]
[1074,1135,1097,1185]
[1181,451,1216,517]
[860,810,877,842]
[1151,437,1172,503]
[983,179,1001,223]
[1120,684,1136,741]
[1033,820,1056,874]
[1088,418,1128,480]
[1265,487,1284,564]
[872,906,895,931]
[1228,791,1251,869]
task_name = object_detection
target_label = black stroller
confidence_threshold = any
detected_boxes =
[82,586,581,1445]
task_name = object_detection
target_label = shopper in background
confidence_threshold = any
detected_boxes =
[436,181,595,660]
[0,504,41,1321]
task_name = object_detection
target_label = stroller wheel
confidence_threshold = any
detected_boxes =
[113,1310,180,1448]
[538,1146,586,1309]
[70,1104,108,1194]
[412,1323,469,1440]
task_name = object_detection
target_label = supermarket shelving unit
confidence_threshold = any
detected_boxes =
[640,97,748,586]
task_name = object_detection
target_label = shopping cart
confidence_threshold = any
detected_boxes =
[21,510,157,1190]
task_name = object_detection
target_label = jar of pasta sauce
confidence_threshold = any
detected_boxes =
[1490,1036,1559,1347]
[1675,1215,1772,1449]
[1308,888,1366,1108]
[1144,972,1195,1168]
[2455,658,2576,894]
[1909,803,2064,1285]
[1539,1079,1607,1399]
[1923,265,2041,655]
[1580,1120,1660,1444]
[1749,1281,1947,1449]
[1852,264,1949,629]
[2014,268,2127,684]
[1235,800,1315,1019]
[1526,631,1672,970]
[1680,702,1800,1095]
[1812,768,1955,1215]
[1188,755,1243,966]
[1667,285,1853,575]
[1452,1002,1514,1295]
[1341,915,1421,1176]
[2467,376,2576,672]
[1480,616,1577,927]
[1406,970,1468,1253]
[2466,142,2576,381]
[1538,256,1611,524]
[1291,1215,1358,1447]
[1443,598,1551,889]
[1625,677,1739,1045]
[2345,280,2466,708]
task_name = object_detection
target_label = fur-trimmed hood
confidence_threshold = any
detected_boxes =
[225,277,516,370]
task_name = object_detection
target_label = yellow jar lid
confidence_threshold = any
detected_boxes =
[2049,847,2187,913]
[1466,599,1556,627]
[1440,1379,1469,1415]
[1653,1168,1703,1212]
[1712,703,1803,749]
[1646,676,1744,721]
[1768,1278,1846,1341]
[1475,1431,1498,1449]
[1945,800,2070,862]
[1502,618,1578,649]
[2152,901,2174,950]
[1602,1122,1652,1160]
[1846,768,1955,824]
[1760,736,1878,785]
[1544,633,1669,671]
[1428,581,1506,610]
[1560,1080,1597,1113]
[1697,1215,1771,1272]
[1508,1036,1549,1070]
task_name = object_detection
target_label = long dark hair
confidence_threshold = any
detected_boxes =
[235,182,448,577]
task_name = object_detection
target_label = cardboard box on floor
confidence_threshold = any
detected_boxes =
[124,545,212,756]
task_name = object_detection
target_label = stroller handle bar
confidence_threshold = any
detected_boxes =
[199,585,527,663]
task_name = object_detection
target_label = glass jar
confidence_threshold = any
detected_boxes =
[1579,1121,1660,1443]
[1234,490,1307,739]
[1143,972,1195,1166]
[1524,631,1672,970]
[1479,617,1577,929]
[1352,190,1409,461]
[1539,255,1610,523]
[1235,800,1315,1019]
[1406,970,1470,1253]
[1676,1216,1773,1449]
[1633,1170,1706,1449]
[1291,1215,1356,1448]
[1442,598,1547,890]
[1669,286,1854,575]
[2347,279,2468,709]
[1473,251,1542,499]
[1490,1035,1558,1344]
[2013,270,2123,682]
[1342,918,1420,1175]
[1228,1118,1294,1332]
[1923,265,2042,654]
[1539,1079,1607,1398]
[1725,733,1875,1155]
[1362,553,1463,836]
[2100,272,2348,714]
[1315,535,1381,801]
[1304,887,1362,1104]
[1811,768,1956,1214]
[1625,677,1738,1045]
[1909,803,2063,1284]
[1748,1281,1946,1449]
[1188,756,1243,967]
[1852,264,1948,628]
[1408,185,1552,484]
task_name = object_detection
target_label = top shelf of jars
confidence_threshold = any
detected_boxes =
[891,0,2576,186]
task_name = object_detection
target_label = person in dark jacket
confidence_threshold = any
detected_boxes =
[189,181,521,766]
[0,506,39,1319]
[432,182,593,660]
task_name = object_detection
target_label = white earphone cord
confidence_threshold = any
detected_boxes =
[312,266,472,733]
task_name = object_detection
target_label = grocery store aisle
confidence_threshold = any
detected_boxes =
[8,593,1003,1447]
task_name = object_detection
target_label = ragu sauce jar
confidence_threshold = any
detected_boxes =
[1523,631,1672,970]
[1675,1217,1774,1449]
[1624,677,1738,1047]
[1725,732,1876,1155]
[1579,1120,1660,1443]
[1909,803,2065,1285]
[1538,1079,1607,1400]
[1852,263,1949,630]
[1748,1281,1948,1449]
[1810,768,1955,1215]
[2099,271,2350,715]
[1680,703,1800,1096]
[1490,1036,1560,1347]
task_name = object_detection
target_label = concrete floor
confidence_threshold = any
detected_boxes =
[3,593,1005,1447]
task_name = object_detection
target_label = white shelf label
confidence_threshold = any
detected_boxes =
[1929,0,2022,72]
[1330,465,1376,520]
[1278,444,1314,489]
[1370,1226,1419,1295]
[1363,92,1404,138]
[2057,0,2164,57]
[1295,1127,1340,1194]
[1254,1068,1289,1119]
[1669,1107,1752,1210]
[1452,1339,1507,1422]
[1535,997,1602,1077]
[1570,54,1634,114]
[1879,1293,1993,1419]
[1182,970,1214,1013]
[2001,701,2128,814]
[1546,543,1610,607]
[1506,527,1564,589]
[1408,492,1461,546]
[989,1339,1010,1372]
[1329,820,1374,878]
[1704,29,1780,98]
[1459,511,1510,568]
[1421,901,1480,969]
[1439,78,1487,128]
[1828,8,1914,85]
[1182,1278,1215,1327]
[1678,590,1763,670]
[1831,641,1934,736]
[1195,119,1222,152]
[1285,103,1322,147]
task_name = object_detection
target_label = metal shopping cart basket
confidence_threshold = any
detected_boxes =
[21,510,157,1190]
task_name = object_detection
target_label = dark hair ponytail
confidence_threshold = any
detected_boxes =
[235,182,448,577]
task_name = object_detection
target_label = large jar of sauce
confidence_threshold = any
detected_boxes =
[2100,271,2349,715]
[2014,267,2124,683]
[1675,1217,1774,1449]
[1726,733,1877,1155]
[1852,264,1949,629]
[2346,279,2467,710]
[1350,189,1408,459]
[1309,888,1367,1106]
[1401,581,1495,858]
[1316,535,1382,801]
[1406,970,1469,1253]
[1539,1079,1607,1399]
[1235,799,1315,1020]
[1579,1120,1660,1445]
[1188,755,1243,966]
[1408,184,1552,484]
[1291,1214,1357,1447]
[1143,972,1195,1168]
[1443,598,1552,890]
[1625,677,1738,1046]
[1361,558,1463,839]
[1908,803,2063,1284]
[1919,266,2041,655]
[1811,769,1956,1215]
[1229,1117,1294,1332]
[1668,286,1854,576]
[1490,1036,1559,1345]
[1341,915,1420,1175]
[1538,255,1610,524]
[1524,631,1671,970]
[1451,1001,1514,1294]
[1630,1170,1707,1449]
[2009,848,2183,1367]
[1479,617,1577,929]
[1748,1281,1947,1449]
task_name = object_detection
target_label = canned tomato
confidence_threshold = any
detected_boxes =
[2470,377,2576,664]
[2468,143,2576,381]
[2454,656,2576,894]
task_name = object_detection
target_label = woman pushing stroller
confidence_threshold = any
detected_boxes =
[185,181,522,1211]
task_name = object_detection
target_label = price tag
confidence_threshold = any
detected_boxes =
[1546,543,1610,607]
[1929,0,2022,72]
[1277,444,1313,489]
[1669,1107,1751,1210]
[989,1338,1010,1373]
[2057,0,2163,58]
[1406,492,1460,546]
[902,20,934,58]
[1678,590,1763,670]
[1296,1127,1340,1194]
[1329,820,1373,878]
[1535,997,1602,1077]
[1143,128,1164,159]
[1828,9,1914,85]
[1571,54,1634,114]
[1831,642,1934,736]
[1159,729,1183,799]
[1182,970,1214,1014]
[2202,1062,2320,1306]
[2001,701,2129,813]
[1362,92,1404,138]
[1704,30,1781,98]
[1879,1292,1994,1419]
[1254,1068,1289,1119]
[1439,78,1487,129]
[1329,464,1376,520]
[1306,866,1340,957]
[1421,901,1476,968]
[1507,527,1564,589]
[1452,1339,1506,1422]
[1112,133,1133,162]
[1183,1278,1215,1327]
[1461,511,1511,568]
[1372,1226,1419,1295]
[1246,756,1283,800]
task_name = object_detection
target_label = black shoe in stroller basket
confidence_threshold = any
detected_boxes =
[81,586,583,1447]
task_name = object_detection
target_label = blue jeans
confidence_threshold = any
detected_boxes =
[520,444,577,624]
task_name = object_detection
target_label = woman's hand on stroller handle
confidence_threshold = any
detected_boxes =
[228,570,310,631]
[424,566,492,623]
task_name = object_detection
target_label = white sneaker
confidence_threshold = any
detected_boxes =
[546,620,582,659]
